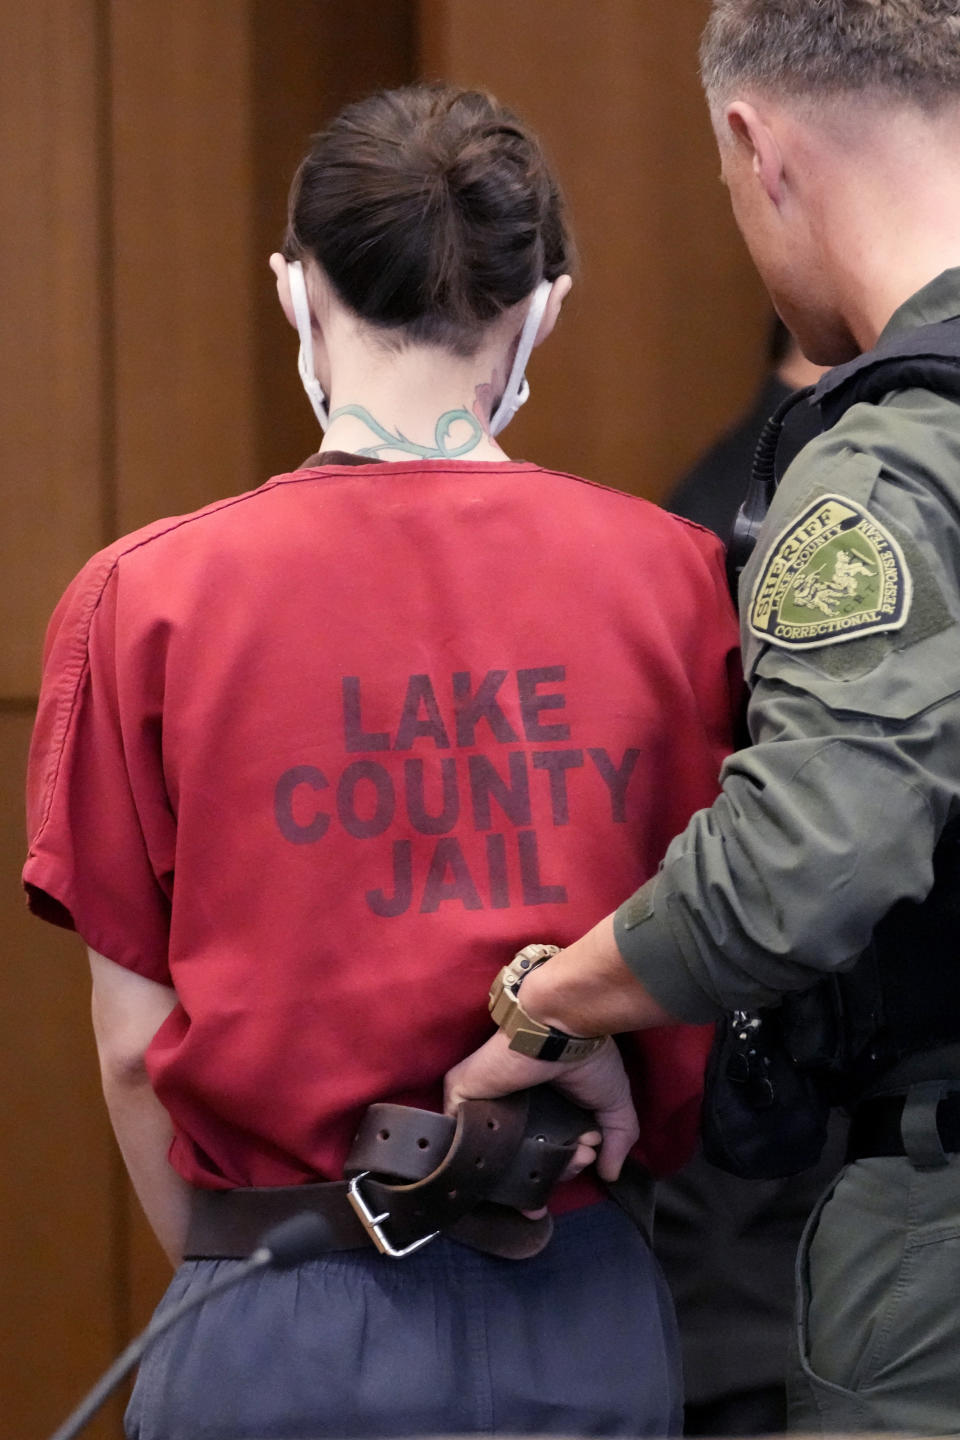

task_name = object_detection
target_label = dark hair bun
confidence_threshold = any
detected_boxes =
[284,84,573,355]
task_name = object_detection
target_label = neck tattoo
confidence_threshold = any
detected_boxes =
[328,403,487,460]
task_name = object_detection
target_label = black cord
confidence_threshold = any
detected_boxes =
[727,384,818,600]
[47,1212,337,1440]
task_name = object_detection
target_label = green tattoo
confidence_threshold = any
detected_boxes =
[328,403,484,460]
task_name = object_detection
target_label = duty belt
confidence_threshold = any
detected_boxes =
[847,1085,960,1168]
[185,1087,592,1263]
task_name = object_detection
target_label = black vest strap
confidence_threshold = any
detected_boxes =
[813,315,960,428]
[728,315,960,597]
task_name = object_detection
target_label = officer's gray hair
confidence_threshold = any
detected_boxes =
[701,0,960,112]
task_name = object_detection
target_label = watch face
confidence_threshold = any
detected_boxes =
[505,962,530,990]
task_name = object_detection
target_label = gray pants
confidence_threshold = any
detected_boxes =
[126,1200,681,1439]
[789,1154,960,1434]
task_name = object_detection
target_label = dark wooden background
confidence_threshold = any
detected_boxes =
[0,3,766,1435]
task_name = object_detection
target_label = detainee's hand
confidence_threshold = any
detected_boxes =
[444,1031,639,1182]
[564,1128,604,1180]
[517,1125,603,1220]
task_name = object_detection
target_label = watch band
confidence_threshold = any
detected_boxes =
[488,943,607,1063]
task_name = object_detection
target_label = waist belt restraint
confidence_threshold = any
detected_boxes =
[185,1087,592,1262]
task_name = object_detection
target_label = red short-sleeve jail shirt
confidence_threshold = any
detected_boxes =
[24,459,740,1191]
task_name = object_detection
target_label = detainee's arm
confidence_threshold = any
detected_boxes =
[89,949,191,1267]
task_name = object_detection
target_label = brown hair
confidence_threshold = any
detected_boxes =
[282,83,574,357]
[701,0,960,111]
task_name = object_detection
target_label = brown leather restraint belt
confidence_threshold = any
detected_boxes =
[185,1088,592,1262]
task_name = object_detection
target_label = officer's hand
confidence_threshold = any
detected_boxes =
[444,1032,639,1182]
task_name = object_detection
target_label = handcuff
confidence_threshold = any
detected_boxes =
[488,943,607,1062]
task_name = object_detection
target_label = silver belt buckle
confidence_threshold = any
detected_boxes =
[346,1173,440,1258]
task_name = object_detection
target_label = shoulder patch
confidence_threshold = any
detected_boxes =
[748,493,912,650]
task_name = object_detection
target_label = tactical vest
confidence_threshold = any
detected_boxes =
[734,315,960,1101]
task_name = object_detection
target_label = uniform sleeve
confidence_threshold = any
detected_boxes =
[614,394,960,1021]
[23,551,175,982]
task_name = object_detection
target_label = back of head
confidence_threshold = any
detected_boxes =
[701,0,960,112]
[283,83,573,358]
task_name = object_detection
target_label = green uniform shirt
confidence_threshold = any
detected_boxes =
[615,268,960,1023]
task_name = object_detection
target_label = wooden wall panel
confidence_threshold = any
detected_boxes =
[419,0,769,501]
[0,2,121,1435]
[109,1,258,535]
[0,715,122,1440]
[0,0,107,695]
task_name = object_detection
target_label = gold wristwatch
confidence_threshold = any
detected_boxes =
[488,943,607,1062]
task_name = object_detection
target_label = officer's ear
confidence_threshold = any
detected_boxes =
[725,102,786,208]
[533,275,573,349]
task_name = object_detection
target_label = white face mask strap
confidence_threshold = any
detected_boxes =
[489,279,553,436]
[287,259,329,430]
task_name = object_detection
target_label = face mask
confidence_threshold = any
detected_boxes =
[286,261,552,438]
[287,259,329,429]
[489,279,553,436]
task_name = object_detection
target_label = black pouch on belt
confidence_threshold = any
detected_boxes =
[700,1007,831,1180]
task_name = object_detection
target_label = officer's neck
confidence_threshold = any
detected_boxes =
[811,98,960,351]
